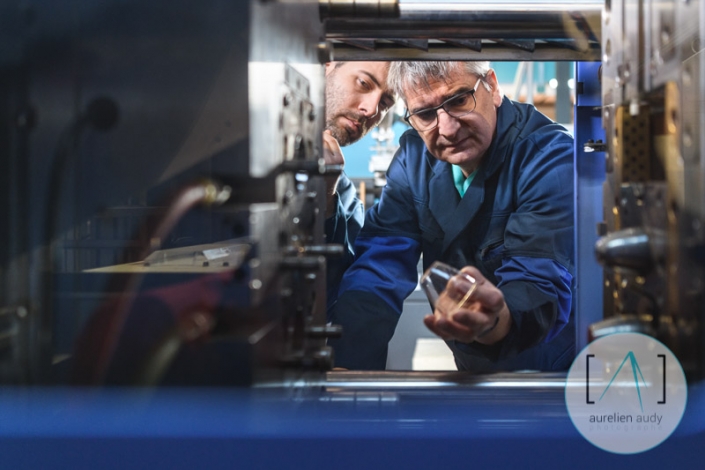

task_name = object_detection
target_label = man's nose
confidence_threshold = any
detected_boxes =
[358,93,381,118]
[436,109,461,137]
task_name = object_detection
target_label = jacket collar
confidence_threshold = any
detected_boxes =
[426,97,520,252]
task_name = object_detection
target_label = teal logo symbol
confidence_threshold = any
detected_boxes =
[587,351,666,412]
[566,333,687,454]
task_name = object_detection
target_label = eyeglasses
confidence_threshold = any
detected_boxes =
[404,78,483,132]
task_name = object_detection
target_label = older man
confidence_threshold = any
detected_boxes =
[322,61,395,316]
[329,61,575,371]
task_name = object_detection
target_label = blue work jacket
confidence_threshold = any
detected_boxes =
[329,97,576,371]
[325,172,364,314]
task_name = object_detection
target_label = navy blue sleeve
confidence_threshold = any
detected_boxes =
[329,143,422,370]
[324,173,364,317]
[489,127,574,357]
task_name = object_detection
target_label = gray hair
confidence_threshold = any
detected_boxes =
[388,61,496,102]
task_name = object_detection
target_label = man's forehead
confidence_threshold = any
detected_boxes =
[404,70,474,107]
[345,62,390,84]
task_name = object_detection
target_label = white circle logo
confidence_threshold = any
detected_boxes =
[565,332,688,454]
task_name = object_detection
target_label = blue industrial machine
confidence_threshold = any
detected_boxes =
[0,0,703,468]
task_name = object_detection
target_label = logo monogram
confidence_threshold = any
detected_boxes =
[565,333,687,454]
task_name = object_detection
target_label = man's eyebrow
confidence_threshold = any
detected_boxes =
[360,70,382,88]
[409,87,473,113]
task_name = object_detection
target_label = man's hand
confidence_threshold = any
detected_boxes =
[323,130,345,217]
[423,266,512,345]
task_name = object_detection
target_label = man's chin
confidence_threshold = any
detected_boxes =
[326,126,345,143]
[439,149,477,166]
[344,133,363,146]
[327,126,360,147]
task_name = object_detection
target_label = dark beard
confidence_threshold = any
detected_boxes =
[325,121,346,145]
[325,69,365,146]
[325,114,367,147]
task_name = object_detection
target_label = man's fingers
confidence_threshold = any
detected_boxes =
[446,267,504,314]
[451,309,493,331]
[427,265,508,343]
[459,266,484,281]
[435,315,477,341]
[446,275,473,297]
[425,312,479,343]
[423,314,453,341]
[463,282,505,313]
[322,129,335,145]
[322,131,345,165]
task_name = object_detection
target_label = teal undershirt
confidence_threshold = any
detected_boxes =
[452,165,477,198]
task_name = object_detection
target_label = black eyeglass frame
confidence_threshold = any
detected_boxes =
[403,78,484,132]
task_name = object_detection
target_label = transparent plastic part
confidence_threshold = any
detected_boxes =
[420,261,477,309]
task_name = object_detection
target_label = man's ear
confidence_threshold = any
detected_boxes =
[484,69,502,107]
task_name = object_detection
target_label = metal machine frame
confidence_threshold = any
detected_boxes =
[1,0,704,467]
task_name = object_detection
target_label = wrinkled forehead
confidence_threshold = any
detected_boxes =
[402,67,475,104]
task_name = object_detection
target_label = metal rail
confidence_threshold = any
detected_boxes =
[322,0,602,61]
[324,370,568,390]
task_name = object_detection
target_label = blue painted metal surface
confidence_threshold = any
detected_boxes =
[574,61,606,352]
[0,383,703,469]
